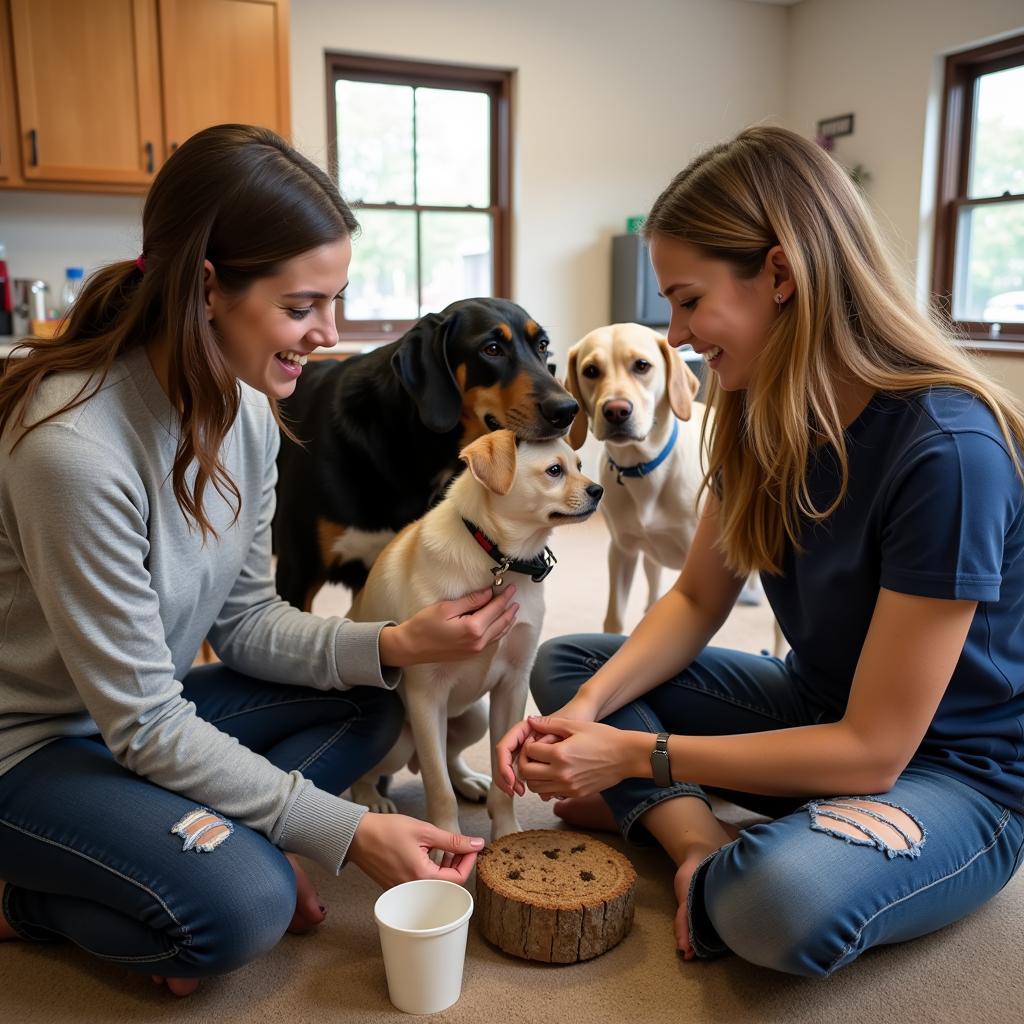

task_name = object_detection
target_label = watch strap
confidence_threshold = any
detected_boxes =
[650,731,672,787]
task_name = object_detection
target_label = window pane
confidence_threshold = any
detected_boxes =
[968,64,1024,199]
[415,88,490,208]
[345,209,418,321]
[420,212,493,315]
[953,200,1024,322]
[336,80,414,205]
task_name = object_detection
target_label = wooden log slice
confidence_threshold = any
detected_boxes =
[475,829,637,963]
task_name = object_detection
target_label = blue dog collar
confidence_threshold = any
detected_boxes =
[607,418,679,485]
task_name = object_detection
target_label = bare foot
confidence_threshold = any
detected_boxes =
[285,853,327,934]
[150,975,200,997]
[672,819,739,961]
[0,882,19,941]
[552,794,618,833]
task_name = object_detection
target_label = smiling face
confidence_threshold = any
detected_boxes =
[648,234,792,392]
[206,237,352,400]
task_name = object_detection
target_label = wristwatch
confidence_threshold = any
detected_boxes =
[650,732,673,787]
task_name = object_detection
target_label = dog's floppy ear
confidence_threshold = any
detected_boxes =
[391,312,462,433]
[562,344,591,451]
[460,429,518,496]
[657,335,699,422]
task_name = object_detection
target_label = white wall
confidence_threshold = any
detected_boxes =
[977,352,1024,398]
[785,0,1024,397]
[0,191,143,321]
[785,0,1024,295]
[290,0,789,360]
[4,0,1022,393]
[0,0,787,349]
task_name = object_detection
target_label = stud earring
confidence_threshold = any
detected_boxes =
[774,293,784,305]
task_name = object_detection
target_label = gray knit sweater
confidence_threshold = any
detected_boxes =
[0,344,397,871]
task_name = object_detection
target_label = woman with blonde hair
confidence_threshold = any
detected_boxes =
[497,125,1024,976]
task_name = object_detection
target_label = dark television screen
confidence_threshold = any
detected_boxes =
[611,233,671,327]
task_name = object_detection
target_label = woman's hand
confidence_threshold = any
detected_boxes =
[346,812,485,889]
[378,586,519,668]
[517,715,647,799]
[494,694,603,798]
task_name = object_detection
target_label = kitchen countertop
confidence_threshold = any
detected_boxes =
[0,336,27,358]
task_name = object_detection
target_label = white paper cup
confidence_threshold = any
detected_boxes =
[374,879,474,1015]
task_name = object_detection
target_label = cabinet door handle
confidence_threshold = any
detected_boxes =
[28,129,38,167]
[169,141,178,153]
[144,141,154,173]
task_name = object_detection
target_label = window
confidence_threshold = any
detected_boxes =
[933,33,1024,348]
[326,53,513,339]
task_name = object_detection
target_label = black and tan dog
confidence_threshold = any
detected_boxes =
[273,297,579,610]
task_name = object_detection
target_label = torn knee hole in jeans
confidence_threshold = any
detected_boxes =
[807,798,925,859]
[171,808,233,852]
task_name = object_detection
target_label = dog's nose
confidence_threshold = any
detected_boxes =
[586,483,604,502]
[602,399,633,424]
[540,395,579,429]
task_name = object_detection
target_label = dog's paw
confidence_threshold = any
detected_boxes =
[349,782,398,814]
[348,781,376,806]
[490,815,522,840]
[451,768,491,802]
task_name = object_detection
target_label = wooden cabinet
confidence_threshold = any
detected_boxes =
[0,0,19,183]
[159,0,290,152]
[9,0,162,186]
[0,0,290,193]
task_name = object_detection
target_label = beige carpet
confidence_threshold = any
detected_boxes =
[3,513,1022,1022]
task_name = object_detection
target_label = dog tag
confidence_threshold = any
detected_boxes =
[491,556,514,588]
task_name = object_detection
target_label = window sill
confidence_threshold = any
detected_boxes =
[958,336,1024,355]
[313,338,395,358]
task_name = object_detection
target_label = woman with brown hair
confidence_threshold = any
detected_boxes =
[0,124,519,996]
[498,125,1024,976]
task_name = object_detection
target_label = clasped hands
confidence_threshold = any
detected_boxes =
[495,698,641,801]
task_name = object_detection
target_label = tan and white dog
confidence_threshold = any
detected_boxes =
[566,323,707,634]
[348,430,603,840]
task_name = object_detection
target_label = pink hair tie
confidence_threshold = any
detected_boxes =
[134,254,146,274]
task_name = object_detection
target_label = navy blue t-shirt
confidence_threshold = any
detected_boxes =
[762,388,1024,811]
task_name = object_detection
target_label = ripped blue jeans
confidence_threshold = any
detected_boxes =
[531,635,1024,977]
[0,664,403,977]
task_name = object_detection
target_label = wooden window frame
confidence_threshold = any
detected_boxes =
[932,32,1024,353]
[325,52,513,342]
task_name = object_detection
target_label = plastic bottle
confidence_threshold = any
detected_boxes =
[61,267,85,313]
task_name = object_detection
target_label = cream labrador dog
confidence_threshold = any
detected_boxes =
[567,323,785,655]
[349,430,602,840]
[566,323,707,634]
